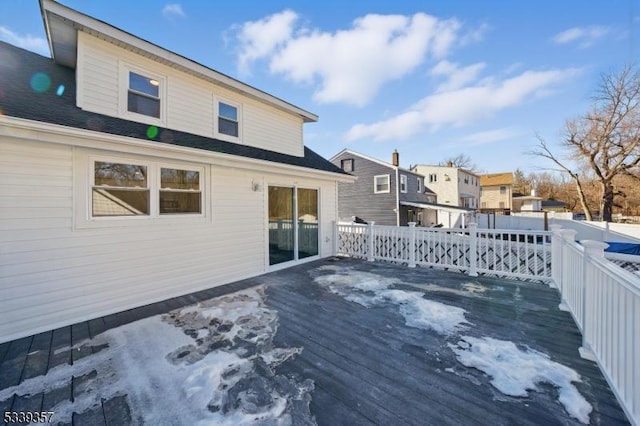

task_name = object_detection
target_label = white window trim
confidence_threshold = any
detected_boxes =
[374,174,390,194]
[400,175,407,193]
[119,63,166,126]
[74,150,208,229]
[214,96,242,143]
[417,177,422,193]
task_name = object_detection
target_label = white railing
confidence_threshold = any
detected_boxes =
[335,222,552,282]
[551,225,640,425]
[335,221,639,424]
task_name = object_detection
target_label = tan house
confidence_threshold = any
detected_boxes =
[480,172,513,210]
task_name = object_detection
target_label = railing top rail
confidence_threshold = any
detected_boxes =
[589,255,640,294]
[477,228,553,236]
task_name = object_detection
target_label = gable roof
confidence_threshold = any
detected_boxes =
[39,0,317,123]
[0,41,346,176]
[331,149,424,177]
[480,172,513,187]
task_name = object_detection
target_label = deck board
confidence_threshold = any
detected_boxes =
[0,258,631,425]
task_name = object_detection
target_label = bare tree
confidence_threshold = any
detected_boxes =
[440,153,479,172]
[531,65,640,221]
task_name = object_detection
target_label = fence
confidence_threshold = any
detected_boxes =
[551,225,639,425]
[335,222,639,425]
[335,222,552,282]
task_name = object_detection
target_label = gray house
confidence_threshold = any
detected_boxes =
[331,149,439,226]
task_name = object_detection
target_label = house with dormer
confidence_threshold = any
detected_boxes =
[0,0,353,343]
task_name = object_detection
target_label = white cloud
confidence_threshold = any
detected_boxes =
[346,67,581,142]
[552,25,609,48]
[431,60,486,92]
[236,10,298,74]
[460,128,521,146]
[234,11,462,106]
[0,26,48,55]
[162,4,186,19]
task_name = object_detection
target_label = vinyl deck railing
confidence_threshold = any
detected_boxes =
[335,221,639,425]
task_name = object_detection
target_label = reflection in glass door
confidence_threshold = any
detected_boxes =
[268,186,318,266]
[297,188,318,259]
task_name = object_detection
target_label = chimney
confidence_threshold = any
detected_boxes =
[392,149,399,167]
[446,161,453,167]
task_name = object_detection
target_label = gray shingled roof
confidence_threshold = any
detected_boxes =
[0,41,346,176]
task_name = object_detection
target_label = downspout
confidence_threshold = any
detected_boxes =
[395,168,400,226]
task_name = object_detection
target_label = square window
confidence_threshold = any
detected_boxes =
[93,161,149,216]
[374,175,390,193]
[341,159,354,172]
[160,168,201,214]
[218,101,239,137]
[127,71,160,118]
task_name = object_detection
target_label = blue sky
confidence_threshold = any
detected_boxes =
[1,1,637,173]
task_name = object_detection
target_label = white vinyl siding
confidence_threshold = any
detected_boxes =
[0,136,337,343]
[76,32,304,157]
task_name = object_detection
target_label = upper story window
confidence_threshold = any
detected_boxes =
[400,175,407,193]
[128,71,161,118]
[429,173,437,183]
[500,185,507,194]
[341,159,354,172]
[417,177,422,193]
[218,101,239,138]
[374,174,390,194]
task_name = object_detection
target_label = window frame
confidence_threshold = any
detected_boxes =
[75,151,207,229]
[340,158,354,172]
[374,174,391,194]
[215,97,242,142]
[400,175,407,193]
[120,63,166,125]
[417,177,422,193]
[429,173,437,183]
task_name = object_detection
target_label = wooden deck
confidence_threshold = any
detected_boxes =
[0,258,630,425]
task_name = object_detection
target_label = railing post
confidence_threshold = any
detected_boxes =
[468,222,478,277]
[558,229,578,312]
[549,224,562,288]
[578,240,609,362]
[367,222,375,262]
[408,222,416,268]
[332,220,338,256]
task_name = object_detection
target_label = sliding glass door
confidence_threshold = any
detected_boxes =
[268,186,318,266]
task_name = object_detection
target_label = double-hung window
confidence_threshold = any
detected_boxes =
[160,168,201,214]
[400,175,407,193]
[127,71,161,118]
[417,177,422,193]
[93,162,150,216]
[374,175,390,194]
[218,101,239,138]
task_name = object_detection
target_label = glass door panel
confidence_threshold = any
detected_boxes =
[297,188,318,259]
[268,186,294,265]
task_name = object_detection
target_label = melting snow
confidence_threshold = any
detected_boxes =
[314,268,469,335]
[0,287,312,425]
[450,336,592,424]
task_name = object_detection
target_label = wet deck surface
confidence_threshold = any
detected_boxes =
[0,258,630,425]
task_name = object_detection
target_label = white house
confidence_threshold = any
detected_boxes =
[0,0,353,343]
[410,163,480,227]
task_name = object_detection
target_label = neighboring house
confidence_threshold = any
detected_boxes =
[480,172,514,210]
[0,0,353,343]
[541,199,568,212]
[330,149,474,227]
[512,190,543,212]
[411,163,480,209]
